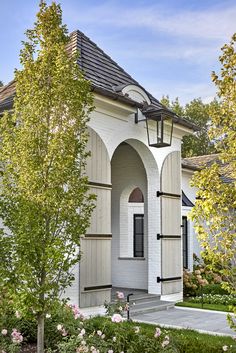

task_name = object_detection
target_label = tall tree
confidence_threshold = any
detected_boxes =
[190,34,236,329]
[161,96,216,157]
[0,2,95,352]
[0,81,3,87]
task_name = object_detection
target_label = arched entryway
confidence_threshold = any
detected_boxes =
[111,139,160,294]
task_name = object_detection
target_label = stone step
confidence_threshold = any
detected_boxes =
[111,288,174,315]
[130,300,175,315]
[129,293,161,305]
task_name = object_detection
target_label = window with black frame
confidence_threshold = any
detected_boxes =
[133,214,144,257]
[182,216,188,268]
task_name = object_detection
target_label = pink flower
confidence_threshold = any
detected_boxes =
[154,327,161,338]
[108,350,113,353]
[1,329,7,336]
[11,329,23,344]
[71,304,83,320]
[116,291,125,300]
[111,313,123,323]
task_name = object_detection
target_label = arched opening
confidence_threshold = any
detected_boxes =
[111,142,148,290]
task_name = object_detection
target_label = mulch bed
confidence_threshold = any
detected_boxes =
[20,343,37,353]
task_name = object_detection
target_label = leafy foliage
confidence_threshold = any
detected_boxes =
[161,96,217,157]
[190,33,236,330]
[0,1,95,351]
[183,255,222,297]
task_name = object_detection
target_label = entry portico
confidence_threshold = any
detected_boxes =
[77,84,189,307]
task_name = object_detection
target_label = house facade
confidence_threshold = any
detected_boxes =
[0,30,198,308]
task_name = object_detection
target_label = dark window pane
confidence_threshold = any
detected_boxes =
[182,216,188,268]
[134,214,144,257]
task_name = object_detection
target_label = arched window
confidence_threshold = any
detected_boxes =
[128,187,144,203]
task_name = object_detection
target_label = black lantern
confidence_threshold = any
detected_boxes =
[135,106,174,148]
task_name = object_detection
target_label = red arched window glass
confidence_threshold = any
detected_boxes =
[128,188,144,203]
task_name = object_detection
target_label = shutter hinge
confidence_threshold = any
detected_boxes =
[156,191,181,198]
[157,234,181,240]
[157,276,182,283]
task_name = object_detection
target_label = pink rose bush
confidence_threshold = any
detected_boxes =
[56,317,176,353]
[104,291,131,317]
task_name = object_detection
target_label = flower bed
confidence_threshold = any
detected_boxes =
[0,291,236,353]
[190,294,236,306]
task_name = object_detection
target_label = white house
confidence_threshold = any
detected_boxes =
[0,30,198,308]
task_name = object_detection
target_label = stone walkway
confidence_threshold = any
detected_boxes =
[132,307,235,336]
[80,305,235,337]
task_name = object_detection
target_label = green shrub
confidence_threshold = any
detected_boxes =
[202,284,229,295]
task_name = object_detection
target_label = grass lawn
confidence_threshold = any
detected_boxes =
[175,301,233,312]
[90,317,236,353]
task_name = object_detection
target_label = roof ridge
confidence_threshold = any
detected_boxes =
[0,80,15,93]
[183,153,220,161]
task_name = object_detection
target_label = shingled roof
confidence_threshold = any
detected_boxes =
[0,30,198,131]
[182,154,234,184]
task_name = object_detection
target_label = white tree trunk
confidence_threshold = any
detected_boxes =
[37,314,44,353]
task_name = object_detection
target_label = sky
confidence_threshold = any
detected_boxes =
[0,0,236,105]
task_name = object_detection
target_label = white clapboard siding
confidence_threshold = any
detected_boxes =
[161,151,182,295]
[80,127,111,308]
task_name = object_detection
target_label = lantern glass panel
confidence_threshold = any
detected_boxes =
[145,118,158,146]
[163,117,173,146]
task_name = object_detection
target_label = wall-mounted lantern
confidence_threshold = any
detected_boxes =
[135,106,174,148]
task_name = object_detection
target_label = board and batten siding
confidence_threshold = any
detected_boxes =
[79,127,112,308]
[160,151,182,295]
